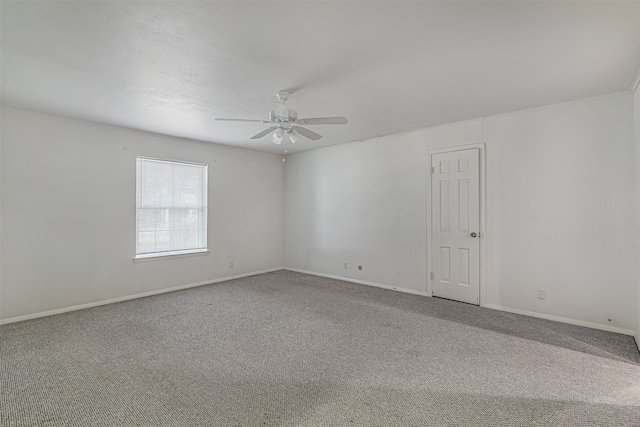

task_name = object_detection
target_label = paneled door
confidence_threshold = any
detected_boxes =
[431,148,480,305]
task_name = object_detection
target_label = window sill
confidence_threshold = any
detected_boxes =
[133,250,210,263]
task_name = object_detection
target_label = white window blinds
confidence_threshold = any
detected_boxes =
[136,157,208,258]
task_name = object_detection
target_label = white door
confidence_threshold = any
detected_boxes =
[431,148,480,305]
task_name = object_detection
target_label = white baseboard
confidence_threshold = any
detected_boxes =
[284,267,429,297]
[0,267,284,325]
[483,303,635,336]
[4,268,636,342]
[285,269,637,337]
[284,269,639,337]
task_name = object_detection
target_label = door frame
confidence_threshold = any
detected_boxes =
[426,143,487,306]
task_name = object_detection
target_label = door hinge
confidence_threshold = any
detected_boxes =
[430,272,435,280]
[431,166,435,174]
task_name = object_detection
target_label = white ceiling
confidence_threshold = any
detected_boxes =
[2,1,639,155]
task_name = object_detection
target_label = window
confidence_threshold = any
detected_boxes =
[136,157,208,258]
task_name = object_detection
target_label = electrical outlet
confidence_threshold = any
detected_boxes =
[229,261,234,268]
[343,262,348,269]
[537,289,545,300]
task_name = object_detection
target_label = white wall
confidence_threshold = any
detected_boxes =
[482,95,635,332]
[285,94,637,333]
[3,93,638,336]
[634,82,640,347]
[0,107,284,321]
[284,133,429,294]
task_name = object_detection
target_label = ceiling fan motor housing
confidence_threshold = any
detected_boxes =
[276,91,290,102]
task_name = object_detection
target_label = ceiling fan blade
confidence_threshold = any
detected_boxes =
[250,127,277,139]
[296,117,348,125]
[293,126,322,140]
[216,118,271,123]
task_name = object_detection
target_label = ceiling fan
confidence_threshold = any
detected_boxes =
[215,91,348,144]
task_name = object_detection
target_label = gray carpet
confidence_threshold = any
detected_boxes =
[1,270,639,426]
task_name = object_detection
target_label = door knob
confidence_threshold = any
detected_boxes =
[470,232,477,238]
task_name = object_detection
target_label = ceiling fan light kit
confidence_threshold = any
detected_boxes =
[288,129,301,144]
[271,128,284,144]
[216,91,348,145]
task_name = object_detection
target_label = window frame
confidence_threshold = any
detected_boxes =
[134,156,209,260]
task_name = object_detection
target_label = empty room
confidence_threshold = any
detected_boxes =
[1,1,640,426]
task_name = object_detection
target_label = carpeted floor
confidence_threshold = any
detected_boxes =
[1,270,639,426]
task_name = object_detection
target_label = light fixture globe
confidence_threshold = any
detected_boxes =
[288,129,301,144]
[271,128,284,144]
